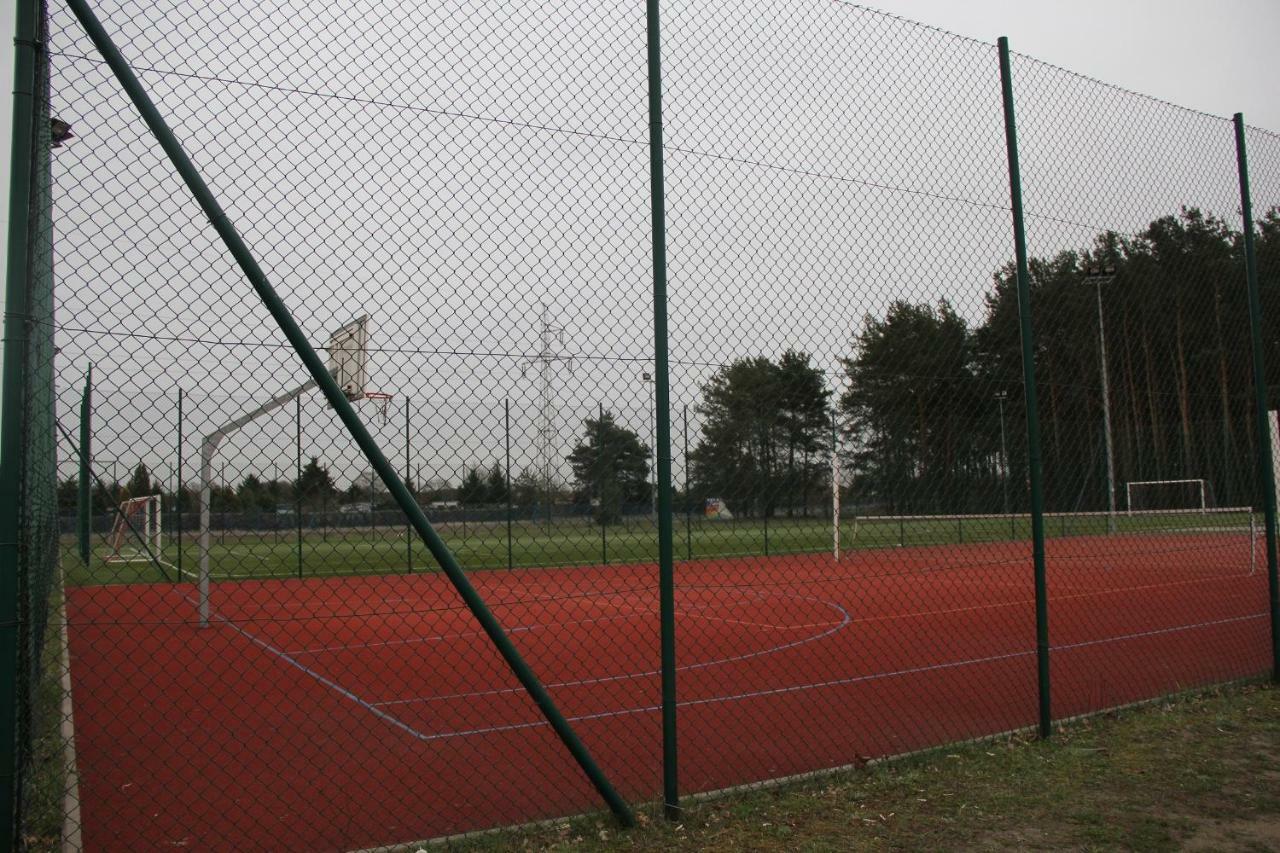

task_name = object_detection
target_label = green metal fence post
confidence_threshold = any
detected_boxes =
[176,385,183,579]
[0,0,41,841]
[405,397,412,574]
[296,394,303,579]
[65,0,635,824]
[683,404,691,560]
[599,402,608,565]
[79,366,93,566]
[998,36,1052,738]
[505,399,513,571]
[1234,113,1280,680]
[644,0,679,820]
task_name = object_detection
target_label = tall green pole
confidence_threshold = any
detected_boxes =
[0,0,41,842]
[505,399,513,571]
[404,397,412,574]
[998,37,1052,738]
[65,0,634,824]
[683,404,691,560]
[176,386,183,579]
[645,0,679,819]
[296,395,303,579]
[1234,113,1280,680]
[599,402,607,565]
[79,366,93,566]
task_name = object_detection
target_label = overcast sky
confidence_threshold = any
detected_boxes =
[0,0,1275,259]
[0,0,1273,304]
[1,0,1277,482]
[872,0,1279,130]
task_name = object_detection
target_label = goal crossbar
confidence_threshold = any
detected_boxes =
[105,494,162,564]
[1125,479,1207,514]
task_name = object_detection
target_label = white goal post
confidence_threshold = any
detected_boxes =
[105,494,162,564]
[1124,479,1207,514]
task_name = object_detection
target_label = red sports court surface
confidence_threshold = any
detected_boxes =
[67,529,1269,850]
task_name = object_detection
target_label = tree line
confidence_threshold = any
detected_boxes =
[686,206,1280,517]
[65,206,1280,523]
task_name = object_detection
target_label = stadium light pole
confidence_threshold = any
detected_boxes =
[995,391,1010,514]
[1083,265,1117,533]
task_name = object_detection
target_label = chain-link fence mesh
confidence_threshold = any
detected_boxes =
[1008,54,1272,719]
[661,4,1040,794]
[3,0,1278,849]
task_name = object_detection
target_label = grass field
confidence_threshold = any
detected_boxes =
[65,508,1257,587]
[453,681,1280,851]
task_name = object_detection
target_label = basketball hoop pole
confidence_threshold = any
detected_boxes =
[197,377,317,624]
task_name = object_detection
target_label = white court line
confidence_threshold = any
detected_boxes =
[1052,611,1266,652]
[283,588,841,656]
[222,596,412,613]
[407,647,1040,739]
[282,612,647,655]
[372,592,851,707]
[183,593,1266,747]
[368,567,1253,708]
[385,610,1270,742]
[183,596,438,744]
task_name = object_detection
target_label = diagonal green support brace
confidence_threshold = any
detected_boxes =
[62,0,635,827]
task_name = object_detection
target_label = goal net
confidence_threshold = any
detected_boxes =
[105,494,163,563]
[1125,479,1208,513]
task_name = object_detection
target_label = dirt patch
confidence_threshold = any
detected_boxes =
[1183,814,1280,852]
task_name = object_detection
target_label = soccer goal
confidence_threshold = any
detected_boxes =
[105,494,163,563]
[1125,479,1208,514]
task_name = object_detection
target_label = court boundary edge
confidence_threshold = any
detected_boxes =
[343,674,1269,852]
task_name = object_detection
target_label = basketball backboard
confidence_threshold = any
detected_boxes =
[327,315,369,401]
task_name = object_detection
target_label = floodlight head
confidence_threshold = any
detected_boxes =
[51,117,74,148]
[327,315,370,401]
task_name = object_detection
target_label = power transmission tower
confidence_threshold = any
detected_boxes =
[522,304,573,528]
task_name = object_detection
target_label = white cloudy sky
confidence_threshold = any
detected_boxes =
[0,0,1276,485]
[873,0,1278,130]
[0,0,1275,281]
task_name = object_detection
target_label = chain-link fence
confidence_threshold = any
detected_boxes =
[2,0,1278,849]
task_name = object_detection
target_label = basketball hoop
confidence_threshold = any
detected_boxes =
[362,391,393,425]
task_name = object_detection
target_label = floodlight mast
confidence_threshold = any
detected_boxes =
[1083,265,1117,533]
[832,411,841,561]
[996,391,1010,514]
[522,304,573,529]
